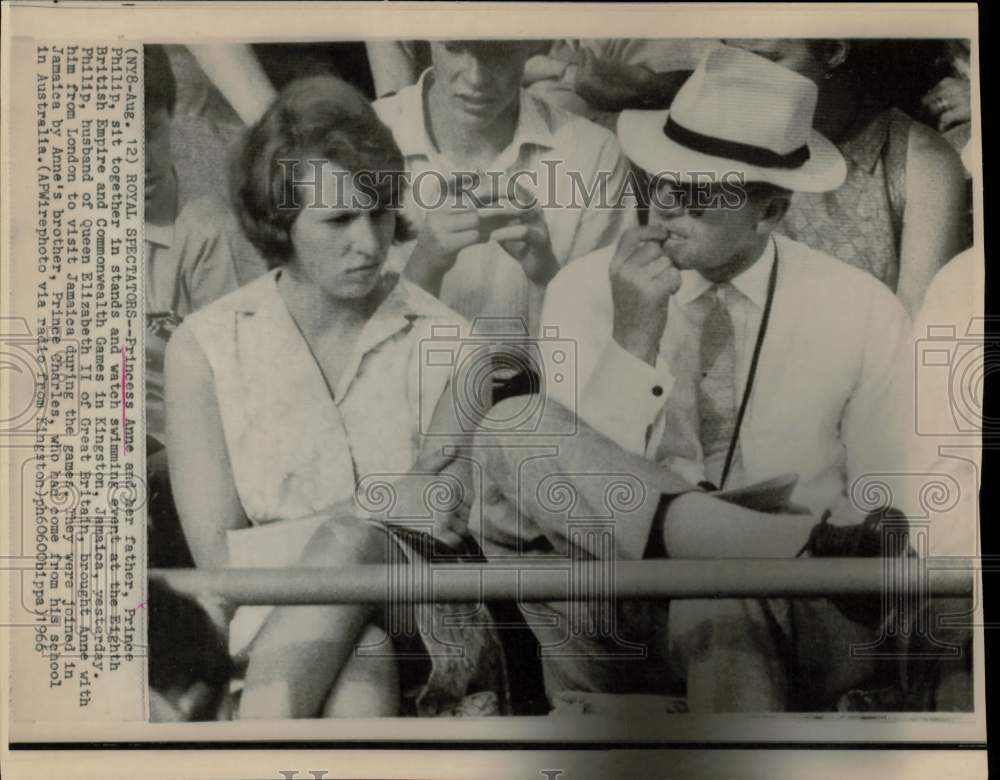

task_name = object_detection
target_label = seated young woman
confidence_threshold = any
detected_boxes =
[164,75,506,719]
[727,38,968,316]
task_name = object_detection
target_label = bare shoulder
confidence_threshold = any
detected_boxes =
[905,121,965,190]
[164,320,212,387]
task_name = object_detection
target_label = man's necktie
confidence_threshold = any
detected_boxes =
[699,284,740,487]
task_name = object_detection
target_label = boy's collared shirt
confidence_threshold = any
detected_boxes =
[145,194,265,444]
[144,196,253,320]
[376,69,636,334]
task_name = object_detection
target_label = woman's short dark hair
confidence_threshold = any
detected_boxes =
[235,75,408,268]
[807,38,952,115]
[144,45,177,115]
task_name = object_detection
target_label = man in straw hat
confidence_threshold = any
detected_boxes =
[471,46,918,712]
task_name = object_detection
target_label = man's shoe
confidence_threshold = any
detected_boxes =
[798,507,913,559]
[798,507,915,628]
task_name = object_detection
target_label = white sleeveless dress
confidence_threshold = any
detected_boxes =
[182,269,508,715]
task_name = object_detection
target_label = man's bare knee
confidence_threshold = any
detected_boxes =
[669,599,776,663]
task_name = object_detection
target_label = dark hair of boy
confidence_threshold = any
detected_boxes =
[144,44,178,116]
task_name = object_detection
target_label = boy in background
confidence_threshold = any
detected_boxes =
[144,45,265,566]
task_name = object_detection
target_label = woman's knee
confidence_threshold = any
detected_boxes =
[302,517,389,566]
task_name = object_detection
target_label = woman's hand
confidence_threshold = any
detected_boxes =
[429,456,476,549]
[921,76,971,132]
[360,451,476,550]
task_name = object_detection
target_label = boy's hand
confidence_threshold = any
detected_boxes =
[486,181,560,286]
[410,175,494,275]
[412,205,485,275]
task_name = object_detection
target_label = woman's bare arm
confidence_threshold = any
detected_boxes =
[164,323,249,569]
[409,379,478,548]
[522,54,573,86]
[574,50,691,112]
[896,122,968,316]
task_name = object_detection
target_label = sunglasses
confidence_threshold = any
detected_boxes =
[648,176,772,216]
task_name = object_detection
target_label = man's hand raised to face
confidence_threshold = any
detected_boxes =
[609,225,682,366]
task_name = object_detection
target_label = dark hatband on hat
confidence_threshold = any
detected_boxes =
[662,116,811,170]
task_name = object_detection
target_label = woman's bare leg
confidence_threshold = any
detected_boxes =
[239,519,395,719]
[322,625,400,717]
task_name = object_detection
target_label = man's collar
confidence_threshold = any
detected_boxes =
[393,68,557,161]
[675,238,776,309]
[514,90,559,150]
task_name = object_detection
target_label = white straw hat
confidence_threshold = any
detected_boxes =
[617,45,847,193]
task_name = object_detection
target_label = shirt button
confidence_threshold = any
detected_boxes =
[652,385,664,397]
